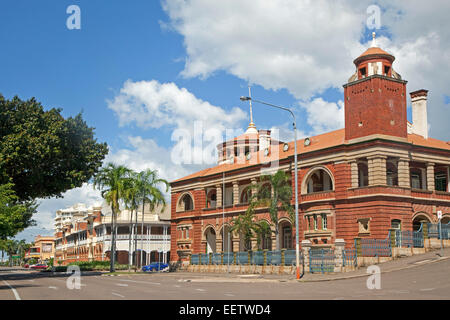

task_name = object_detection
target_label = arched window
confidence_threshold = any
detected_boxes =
[305,168,333,194]
[206,190,217,208]
[177,193,194,212]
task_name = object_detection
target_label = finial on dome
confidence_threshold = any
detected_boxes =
[245,85,258,134]
[371,32,376,47]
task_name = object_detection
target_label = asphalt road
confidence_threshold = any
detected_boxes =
[1,258,449,300]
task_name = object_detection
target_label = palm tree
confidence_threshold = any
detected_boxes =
[134,169,169,268]
[123,174,139,271]
[93,163,133,272]
[251,170,293,251]
[230,210,258,251]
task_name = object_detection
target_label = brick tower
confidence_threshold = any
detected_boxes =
[344,33,408,141]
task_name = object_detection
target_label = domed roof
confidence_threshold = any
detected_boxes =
[354,46,395,66]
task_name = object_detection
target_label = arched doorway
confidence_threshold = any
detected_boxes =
[279,220,293,249]
[205,227,216,253]
[412,213,431,231]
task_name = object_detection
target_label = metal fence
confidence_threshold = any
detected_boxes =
[359,237,392,257]
[342,248,357,267]
[190,250,301,266]
[309,248,335,274]
[428,223,450,240]
[394,230,424,248]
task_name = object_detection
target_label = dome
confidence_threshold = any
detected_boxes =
[354,46,395,66]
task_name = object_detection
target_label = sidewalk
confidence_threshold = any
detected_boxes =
[165,247,450,283]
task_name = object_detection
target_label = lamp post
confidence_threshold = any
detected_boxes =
[240,96,301,279]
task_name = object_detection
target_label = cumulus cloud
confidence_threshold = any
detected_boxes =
[107,79,247,132]
[162,0,450,140]
[301,98,345,135]
[162,0,366,100]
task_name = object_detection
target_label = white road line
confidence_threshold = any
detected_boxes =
[116,283,128,287]
[112,292,125,298]
[48,286,58,290]
[420,288,435,291]
[2,280,21,300]
[224,293,234,297]
[196,288,206,292]
[119,279,161,285]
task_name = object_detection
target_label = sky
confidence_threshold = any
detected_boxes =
[1,0,449,244]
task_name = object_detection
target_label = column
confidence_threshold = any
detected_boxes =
[251,178,257,197]
[216,184,222,207]
[350,160,358,188]
[368,155,387,185]
[427,163,435,191]
[334,239,345,271]
[301,240,311,270]
[398,158,410,188]
[233,181,239,205]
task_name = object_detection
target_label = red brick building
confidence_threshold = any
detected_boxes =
[170,40,450,265]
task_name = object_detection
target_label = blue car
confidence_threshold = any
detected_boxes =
[142,262,169,272]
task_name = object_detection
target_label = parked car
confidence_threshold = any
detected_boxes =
[142,262,169,272]
[24,263,30,268]
[30,263,48,270]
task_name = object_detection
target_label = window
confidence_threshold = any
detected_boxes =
[305,169,333,193]
[360,67,366,78]
[322,214,328,230]
[410,169,422,189]
[313,215,318,230]
[282,226,292,249]
[435,172,447,192]
[384,65,390,76]
[391,220,401,230]
[358,218,370,234]
[386,161,398,186]
[358,162,369,187]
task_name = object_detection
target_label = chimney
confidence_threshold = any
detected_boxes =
[410,89,429,139]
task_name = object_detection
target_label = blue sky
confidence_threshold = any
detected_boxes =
[1,1,449,244]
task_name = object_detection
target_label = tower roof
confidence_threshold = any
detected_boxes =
[354,47,394,66]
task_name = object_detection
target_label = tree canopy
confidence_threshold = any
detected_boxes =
[0,94,108,201]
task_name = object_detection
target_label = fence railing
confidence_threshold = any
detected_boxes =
[359,236,392,257]
[190,250,300,266]
[342,248,357,267]
[393,230,424,248]
[309,248,335,274]
[428,223,450,240]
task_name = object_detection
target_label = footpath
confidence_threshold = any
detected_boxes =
[163,247,450,283]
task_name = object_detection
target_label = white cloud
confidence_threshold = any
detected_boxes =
[301,98,345,135]
[162,0,450,140]
[107,79,247,132]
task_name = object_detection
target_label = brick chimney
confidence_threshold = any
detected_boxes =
[410,89,429,139]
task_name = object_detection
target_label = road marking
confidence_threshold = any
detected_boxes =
[119,279,161,285]
[174,285,181,288]
[196,288,206,292]
[2,280,21,300]
[224,293,234,297]
[48,286,58,290]
[420,288,435,291]
[415,259,431,264]
[116,283,129,287]
[112,292,125,298]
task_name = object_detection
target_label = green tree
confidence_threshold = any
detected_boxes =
[134,169,169,268]
[93,163,133,272]
[0,95,108,201]
[230,208,259,251]
[251,170,294,250]
[0,183,36,240]
[123,174,139,271]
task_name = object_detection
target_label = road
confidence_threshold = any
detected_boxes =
[1,258,449,300]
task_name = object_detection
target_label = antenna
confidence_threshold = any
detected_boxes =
[248,85,254,125]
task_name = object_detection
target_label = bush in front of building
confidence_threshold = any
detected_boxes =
[49,261,129,272]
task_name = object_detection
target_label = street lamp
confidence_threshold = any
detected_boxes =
[240,96,302,280]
